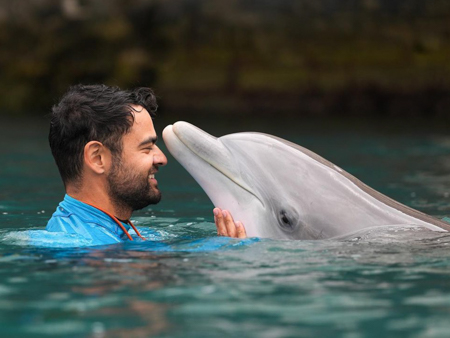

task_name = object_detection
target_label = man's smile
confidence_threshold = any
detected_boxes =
[149,172,158,184]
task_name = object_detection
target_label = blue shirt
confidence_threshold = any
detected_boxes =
[46,194,133,246]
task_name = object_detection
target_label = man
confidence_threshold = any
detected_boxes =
[47,84,245,245]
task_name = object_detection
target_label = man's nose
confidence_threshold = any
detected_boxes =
[153,145,168,166]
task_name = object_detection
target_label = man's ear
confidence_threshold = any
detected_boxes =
[83,141,111,175]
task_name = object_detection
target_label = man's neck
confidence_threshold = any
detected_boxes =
[66,185,132,220]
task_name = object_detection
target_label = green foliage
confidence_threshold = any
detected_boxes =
[0,0,449,116]
[0,0,167,113]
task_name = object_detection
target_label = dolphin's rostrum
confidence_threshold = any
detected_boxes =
[163,121,450,240]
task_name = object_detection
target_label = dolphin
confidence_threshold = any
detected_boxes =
[162,121,450,240]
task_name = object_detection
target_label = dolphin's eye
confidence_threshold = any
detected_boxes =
[280,210,290,224]
[279,209,296,232]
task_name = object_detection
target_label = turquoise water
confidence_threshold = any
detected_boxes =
[1,117,450,337]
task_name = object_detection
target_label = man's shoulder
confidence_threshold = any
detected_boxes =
[46,208,98,231]
[46,198,123,245]
[46,200,104,230]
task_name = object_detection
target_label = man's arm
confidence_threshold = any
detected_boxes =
[213,208,247,238]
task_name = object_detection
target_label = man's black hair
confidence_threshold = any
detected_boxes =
[49,84,158,186]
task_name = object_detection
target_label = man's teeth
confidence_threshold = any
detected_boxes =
[149,174,155,179]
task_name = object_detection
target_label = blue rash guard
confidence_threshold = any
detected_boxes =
[46,194,134,246]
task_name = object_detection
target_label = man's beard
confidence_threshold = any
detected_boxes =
[107,155,161,212]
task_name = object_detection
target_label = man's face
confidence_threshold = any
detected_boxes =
[107,106,167,212]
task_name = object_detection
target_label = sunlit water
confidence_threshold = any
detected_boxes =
[1,116,450,337]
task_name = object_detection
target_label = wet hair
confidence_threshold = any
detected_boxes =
[49,84,158,186]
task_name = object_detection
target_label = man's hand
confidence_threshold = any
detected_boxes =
[213,208,247,238]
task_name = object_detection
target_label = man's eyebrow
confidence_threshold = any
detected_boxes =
[138,136,158,147]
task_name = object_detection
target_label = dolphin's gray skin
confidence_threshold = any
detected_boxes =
[162,121,450,240]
